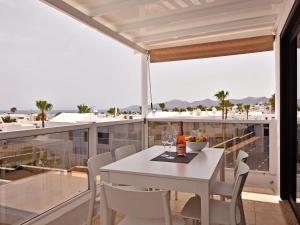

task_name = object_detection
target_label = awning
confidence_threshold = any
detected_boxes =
[150,35,274,62]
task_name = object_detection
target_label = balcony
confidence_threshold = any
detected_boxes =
[1,0,299,224]
[0,117,293,225]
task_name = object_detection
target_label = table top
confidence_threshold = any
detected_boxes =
[100,146,224,182]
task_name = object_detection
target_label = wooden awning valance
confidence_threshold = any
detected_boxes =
[150,35,275,63]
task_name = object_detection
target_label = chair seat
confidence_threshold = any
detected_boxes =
[211,181,234,197]
[181,196,241,225]
[95,185,145,203]
[118,185,147,191]
[119,216,184,225]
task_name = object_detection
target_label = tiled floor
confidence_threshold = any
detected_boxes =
[94,192,299,225]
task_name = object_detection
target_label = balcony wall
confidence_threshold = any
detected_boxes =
[0,119,143,225]
[148,117,278,191]
[0,117,277,224]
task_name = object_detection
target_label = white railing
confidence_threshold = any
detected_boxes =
[0,117,279,225]
[147,117,278,191]
[0,118,144,225]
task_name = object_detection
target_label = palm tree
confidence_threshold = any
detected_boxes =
[1,116,16,123]
[214,90,229,119]
[187,106,194,114]
[77,104,90,113]
[224,100,233,120]
[243,104,251,120]
[196,105,206,111]
[10,107,17,114]
[172,107,180,112]
[159,103,166,111]
[269,94,275,112]
[36,100,53,128]
[236,103,243,113]
[107,107,115,114]
[186,107,193,112]
[215,105,222,111]
[107,107,120,115]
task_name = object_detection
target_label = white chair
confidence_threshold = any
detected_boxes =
[181,161,249,225]
[115,144,151,192]
[211,150,249,197]
[209,150,249,224]
[87,152,114,225]
[115,144,136,161]
[100,182,184,225]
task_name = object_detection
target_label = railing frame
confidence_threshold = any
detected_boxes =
[147,117,279,192]
[0,117,279,225]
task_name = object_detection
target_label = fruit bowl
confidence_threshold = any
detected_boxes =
[186,141,207,151]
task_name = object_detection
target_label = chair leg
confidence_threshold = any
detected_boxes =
[109,210,116,225]
[175,191,178,200]
[238,196,246,225]
[183,218,188,225]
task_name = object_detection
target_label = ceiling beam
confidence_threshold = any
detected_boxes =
[146,27,274,49]
[88,0,160,17]
[117,0,242,32]
[41,0,147,54]
[116,0,282,32]
[135,15,276,43]
[145,24,274,48]
[149,35,275,62]
[127,6,276,37]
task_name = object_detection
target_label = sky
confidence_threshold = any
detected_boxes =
[0,0,275,111]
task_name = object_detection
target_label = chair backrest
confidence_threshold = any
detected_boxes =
[230,161,249,225]
[236,150,249,164]
[100,183,172,225]
[87,152,114,225]
[88,152,114,186]
[115,144,136,161]
[234,150,249,177]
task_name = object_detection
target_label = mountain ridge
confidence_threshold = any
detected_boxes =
[121,96,270,112]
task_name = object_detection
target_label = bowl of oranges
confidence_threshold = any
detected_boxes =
[185,135,208,151]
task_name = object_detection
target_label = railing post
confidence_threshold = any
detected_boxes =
[88,122,97,157]
[269,119,277,175]
[274,35,281,195]
[141,54,149,149]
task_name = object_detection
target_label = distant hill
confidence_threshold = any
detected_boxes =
[121,96,270,112]
[190,99,218,108]
[229,97,269,105]
[1,97,271,114]
[154,99,191,109]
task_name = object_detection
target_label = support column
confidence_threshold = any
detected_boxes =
[274,35,280,195]
[88,122,98,157]
[141,54,149,149]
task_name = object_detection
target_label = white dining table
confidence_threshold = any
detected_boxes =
[100,145,224,225]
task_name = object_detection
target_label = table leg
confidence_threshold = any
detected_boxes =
[220,154,225,182]
[199,185,210,225]
[100,172,113,225]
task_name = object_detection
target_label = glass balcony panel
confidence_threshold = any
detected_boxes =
[97,122,143,156]
[0,129,89,225]
[148,121,269,171]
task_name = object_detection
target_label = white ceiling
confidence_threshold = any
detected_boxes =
[43,0,284,53]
